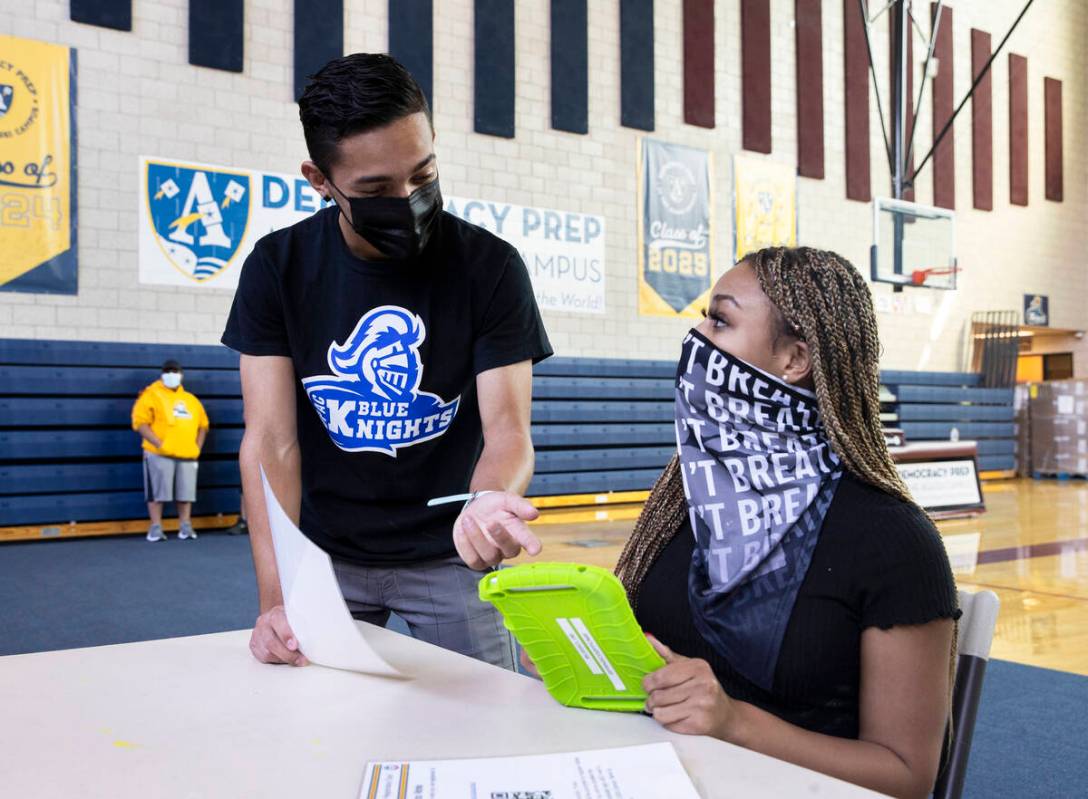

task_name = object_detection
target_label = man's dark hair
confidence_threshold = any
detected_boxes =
[298,53,431,174]
[162,359,181,372]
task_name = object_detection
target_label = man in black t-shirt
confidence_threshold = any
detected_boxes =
[222,54,552,669]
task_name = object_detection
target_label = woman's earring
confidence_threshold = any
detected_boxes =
[782,374,791,383]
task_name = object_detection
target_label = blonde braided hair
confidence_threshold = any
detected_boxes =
[749,247,910,502]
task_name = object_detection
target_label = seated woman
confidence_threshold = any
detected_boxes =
[616,247,959,798]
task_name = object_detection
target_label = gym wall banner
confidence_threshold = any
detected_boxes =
[1024,294,1049,327]
[0,35,77,295]
[445,196,605,314]
[733,155,797,262]
[637,138,715,318]
[139,156,330,288]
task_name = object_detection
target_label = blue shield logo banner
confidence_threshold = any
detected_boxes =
[303,306,460,456]
[146,161,251,282]
[0,84,12,118]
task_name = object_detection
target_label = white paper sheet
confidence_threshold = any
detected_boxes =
[358,742,701,799]
[260,467,402,676]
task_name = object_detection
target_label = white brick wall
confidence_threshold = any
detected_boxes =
[1,0,1085,370]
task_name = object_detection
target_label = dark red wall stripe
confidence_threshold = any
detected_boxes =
[888,16,914,200]
[1045,77,1063,202]
[930,3,954,209]
[971,29,993,211]
[843,0,870,201]
[741,0,771,153]
[795,0,824,179]
[1009,53,1029,207]
[683,0,715,128]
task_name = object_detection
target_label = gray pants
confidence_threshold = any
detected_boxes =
[333,556,515,670]
[143,452,198,503]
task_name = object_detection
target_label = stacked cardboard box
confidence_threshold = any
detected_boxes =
[1029,380,1088,476]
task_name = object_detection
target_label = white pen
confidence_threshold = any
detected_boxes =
[426,489,504,508]
[426,493,475,507]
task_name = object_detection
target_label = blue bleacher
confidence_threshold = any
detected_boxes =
[0,341,687,529]
[0,339,1017,531]
[881,370,1017,473]
[0,339,244,528]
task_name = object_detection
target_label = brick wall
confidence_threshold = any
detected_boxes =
[1,0,1084,371]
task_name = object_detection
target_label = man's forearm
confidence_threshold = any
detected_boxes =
[239,430,301,613]
[197,427,208,450]
[470,431,534,494]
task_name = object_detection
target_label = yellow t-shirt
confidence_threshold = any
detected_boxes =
[131,380,210,460]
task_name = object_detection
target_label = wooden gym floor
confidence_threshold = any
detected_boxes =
[515,478,1088,677]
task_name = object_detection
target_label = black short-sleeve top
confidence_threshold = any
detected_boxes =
[635,471,961,739]
[221,208,552,565]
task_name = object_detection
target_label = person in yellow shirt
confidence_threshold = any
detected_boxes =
[131,359,210,542]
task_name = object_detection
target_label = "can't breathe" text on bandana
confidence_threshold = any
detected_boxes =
[676,329,843,690]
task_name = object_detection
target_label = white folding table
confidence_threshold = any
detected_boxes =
[0,622,885,797]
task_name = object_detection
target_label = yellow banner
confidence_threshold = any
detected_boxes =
[733,155,796,262]
[0,35,76,293]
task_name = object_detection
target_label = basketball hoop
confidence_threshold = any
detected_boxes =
[871,197,957,290]
[911,266,961,286]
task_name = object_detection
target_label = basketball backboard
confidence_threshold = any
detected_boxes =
[871,197,957,290]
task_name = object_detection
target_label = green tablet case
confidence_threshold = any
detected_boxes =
[479,562,666,711]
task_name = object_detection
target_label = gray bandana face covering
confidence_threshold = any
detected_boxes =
[675,329,843,690]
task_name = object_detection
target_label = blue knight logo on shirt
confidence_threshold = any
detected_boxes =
[302,306,460,456]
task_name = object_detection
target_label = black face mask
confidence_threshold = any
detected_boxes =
[327,177,443,261]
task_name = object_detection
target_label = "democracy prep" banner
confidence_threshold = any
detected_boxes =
[445,196,605,315]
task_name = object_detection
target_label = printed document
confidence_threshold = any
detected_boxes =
[359,742,700,799]
[261,467,402,676]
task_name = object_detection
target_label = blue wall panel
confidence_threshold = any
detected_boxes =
[190,0,244,73]
[474,0,516,137]
[389,0,434,108]
[550,0,589,133]
[294,0,344,100]
[70,0,132,31]
[620,0,655,130]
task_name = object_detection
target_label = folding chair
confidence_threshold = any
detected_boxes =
[933,589,1001,799]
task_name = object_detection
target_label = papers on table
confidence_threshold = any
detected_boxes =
[260,467,402,677]
[358,742,700,799]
